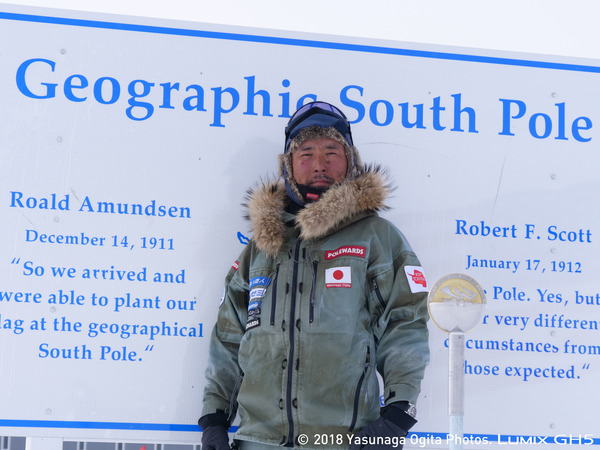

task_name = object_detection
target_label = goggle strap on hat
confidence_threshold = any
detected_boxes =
[285,101,353,148]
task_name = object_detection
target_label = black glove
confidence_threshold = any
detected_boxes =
[349,403,416,450]
[199,412,231,450]
[200,426,230,450]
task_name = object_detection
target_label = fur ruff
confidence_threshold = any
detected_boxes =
[245,165,392,258]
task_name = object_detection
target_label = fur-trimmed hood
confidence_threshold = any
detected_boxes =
[245,165,392,258]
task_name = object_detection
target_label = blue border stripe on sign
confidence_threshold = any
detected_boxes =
[1,11,600,74]
[0,420,203,432]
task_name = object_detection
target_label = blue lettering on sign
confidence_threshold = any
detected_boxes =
[237,232,250,245]
[14,60,307,123]
[13,59,593,142]
[498,99,592,142]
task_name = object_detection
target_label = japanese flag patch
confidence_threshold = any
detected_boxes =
[325,266,351,288]
[404,266,428,293]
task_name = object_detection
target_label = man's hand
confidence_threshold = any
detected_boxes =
[201,426,230,450]
[199,411,231,450]
[349,403,416,450]
[349,416,406,449]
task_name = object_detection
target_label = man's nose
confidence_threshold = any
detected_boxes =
[313,153,327,171]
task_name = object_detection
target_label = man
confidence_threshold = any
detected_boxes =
[199,101,430,449]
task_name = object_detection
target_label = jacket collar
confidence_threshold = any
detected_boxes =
[245,165,391,258]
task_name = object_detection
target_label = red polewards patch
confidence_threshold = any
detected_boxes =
[325,245,366,260]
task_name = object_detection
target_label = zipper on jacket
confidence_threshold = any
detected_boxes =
[227,373,244,424]
[270,263,280,326]
[309,260,318,323]
[371,277,386,309]
[349,346,371,432]
[285,239,302,445]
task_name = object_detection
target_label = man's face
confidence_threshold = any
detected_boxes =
[291,137,348,189]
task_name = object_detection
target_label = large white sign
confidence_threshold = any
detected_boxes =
[1,4,599,447]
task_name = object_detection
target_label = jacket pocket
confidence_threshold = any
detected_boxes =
[349,345,372,432]
[370,276,386,310]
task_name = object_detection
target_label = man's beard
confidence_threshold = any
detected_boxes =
[297,183,330,203]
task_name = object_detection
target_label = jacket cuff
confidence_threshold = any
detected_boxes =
[198,410,230,430]
[381,402,417,432]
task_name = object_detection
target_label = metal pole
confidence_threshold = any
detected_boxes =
[448,332,465,450]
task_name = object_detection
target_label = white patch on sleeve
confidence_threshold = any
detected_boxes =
[404,266,428,293]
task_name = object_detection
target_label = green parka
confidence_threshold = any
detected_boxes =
[201,167,429,448]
